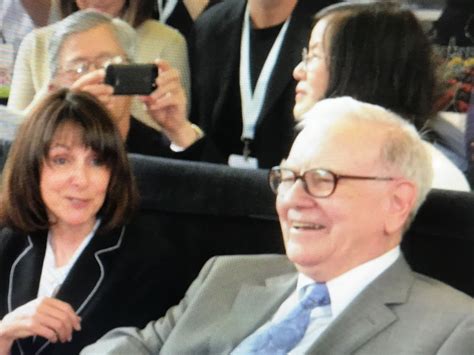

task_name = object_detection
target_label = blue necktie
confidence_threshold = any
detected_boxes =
[232,283,330,355]
[465,89,474,188]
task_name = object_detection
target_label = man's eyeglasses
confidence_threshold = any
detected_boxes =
[268,167,394,198]
[59,55,129,76]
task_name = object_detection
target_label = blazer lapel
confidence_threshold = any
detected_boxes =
[255,0,309,127]
[8,233,46,312]
[211,1,246,127]
[308,257,414,354]
[209,272,298,353]
[8,233,48,355]
[32,226,126,354]
[54,226,126,315]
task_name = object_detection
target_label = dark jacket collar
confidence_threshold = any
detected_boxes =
[9,226,126,355]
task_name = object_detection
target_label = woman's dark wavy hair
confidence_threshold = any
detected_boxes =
[0,88,138,234]
[316,2,438,130]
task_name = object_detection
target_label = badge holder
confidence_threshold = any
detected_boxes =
[228,138,259,169]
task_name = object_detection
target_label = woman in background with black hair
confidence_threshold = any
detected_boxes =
[292,1,470,191]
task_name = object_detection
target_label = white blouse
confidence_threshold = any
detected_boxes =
[37,220,100,298]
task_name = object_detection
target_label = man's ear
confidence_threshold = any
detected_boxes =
[384,180,417,235]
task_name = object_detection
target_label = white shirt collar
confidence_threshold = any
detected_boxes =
[296,246,401,318]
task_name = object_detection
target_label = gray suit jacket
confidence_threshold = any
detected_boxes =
[82,254,474,354]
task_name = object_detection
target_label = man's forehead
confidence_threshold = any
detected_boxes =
[286,119,384,171]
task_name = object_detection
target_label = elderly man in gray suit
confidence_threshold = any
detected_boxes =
[82,97,474,355]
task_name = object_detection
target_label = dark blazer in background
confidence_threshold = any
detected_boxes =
[0,222,186,355]
[189,0,339,168]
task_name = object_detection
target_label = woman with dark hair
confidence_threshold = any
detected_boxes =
[9,0,190,133]
[292,2,470,191]
[0,88,182,354]
[294,2,436,129]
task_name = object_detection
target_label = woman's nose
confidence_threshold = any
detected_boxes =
[70,164,89,187]
[293,61,306,81]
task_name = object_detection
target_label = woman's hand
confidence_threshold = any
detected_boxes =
[0,297,81,352]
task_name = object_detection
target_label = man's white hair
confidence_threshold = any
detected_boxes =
[299,96,433,225]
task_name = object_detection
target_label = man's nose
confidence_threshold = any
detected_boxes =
[279,178,314,207]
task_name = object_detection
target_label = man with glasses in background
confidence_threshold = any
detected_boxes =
[82,97,474,354]
[46,10,202,157]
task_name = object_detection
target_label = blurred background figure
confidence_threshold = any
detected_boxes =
[152,0,222,39]
[0,105,22,140]
[0,0,49,105]
[45,10,199,157]
[188,0,340,169]
[8,0,189,132]
[292,1,470,190]
[0,88,185,355]
[426,0,474,180]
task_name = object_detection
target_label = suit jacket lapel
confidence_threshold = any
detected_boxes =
[255,0,309,128]
[8,233,46,312]
[8,233,47,355]
[211,1,246,127]
[54,226,126,315]
[308,257,414,354]
[29,226,126,354]
[209,271,298,353]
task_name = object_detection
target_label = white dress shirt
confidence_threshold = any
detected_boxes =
[263,246,401,354]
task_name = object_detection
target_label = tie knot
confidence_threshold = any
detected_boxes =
[300,283,330,309]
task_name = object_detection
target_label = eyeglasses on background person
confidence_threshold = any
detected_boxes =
[268,166,394,198]
[301,47,321,71]
[58,55,129,78]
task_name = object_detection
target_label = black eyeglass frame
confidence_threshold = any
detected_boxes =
[269,167,394,198]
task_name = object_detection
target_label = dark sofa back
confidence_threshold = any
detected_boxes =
[128,154,284,292]
[0,141,472,301]
[129,154,474,297]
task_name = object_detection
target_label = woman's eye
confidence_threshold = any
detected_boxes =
[51,157,67,165]
[91,157,105,166]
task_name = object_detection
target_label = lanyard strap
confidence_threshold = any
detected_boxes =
[157,0,179,24]
[239,4,290,141]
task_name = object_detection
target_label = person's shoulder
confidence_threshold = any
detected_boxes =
[136,19,185,43]
[0,227,28,252]
[411,272,473,312]
[27,22,56,41]
[194,0,243,30]
[208,254,295,278]
[424,141,470,191]
[19,22,55,53]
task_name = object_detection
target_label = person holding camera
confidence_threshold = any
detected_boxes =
[46,10,201,157]
[9,0,190,133]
